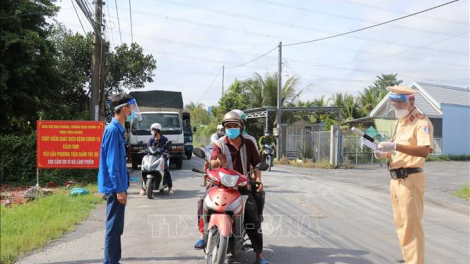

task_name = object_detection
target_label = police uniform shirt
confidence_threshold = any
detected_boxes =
[389,108,434,170]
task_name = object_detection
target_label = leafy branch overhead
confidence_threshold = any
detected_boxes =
[0,0,157,134]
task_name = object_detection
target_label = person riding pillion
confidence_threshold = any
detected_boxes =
[210,124,225,144]
[139,123,174,196]
[374,85,434,264]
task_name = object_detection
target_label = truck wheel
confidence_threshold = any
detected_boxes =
[175,157,183,169]
[132,158,138,170]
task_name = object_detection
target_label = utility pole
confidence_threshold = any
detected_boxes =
[222,65,225,97]
[99,44,107,121]
[90,0,103,121]
[276,41,282,161]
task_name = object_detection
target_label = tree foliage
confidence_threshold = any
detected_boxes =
[1,0,60,134]
[0,0,157,134]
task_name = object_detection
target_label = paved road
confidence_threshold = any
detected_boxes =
[17,159,469,264]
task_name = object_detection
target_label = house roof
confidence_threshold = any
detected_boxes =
[370,82,470,119]
[414,82,470,108]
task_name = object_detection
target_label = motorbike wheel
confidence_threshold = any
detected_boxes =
[206,229,229,264]
[267,156,272,172]
[146,178,154,199]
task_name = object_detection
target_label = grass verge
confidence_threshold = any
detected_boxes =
[274,157,335,169]
[426,155,470,162]
[0,184,103,264]
[453,184,470,200]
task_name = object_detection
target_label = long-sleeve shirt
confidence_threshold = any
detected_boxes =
[98,118,129,194]
[148,135,169,149]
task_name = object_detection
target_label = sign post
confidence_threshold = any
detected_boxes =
[36,121,105,185]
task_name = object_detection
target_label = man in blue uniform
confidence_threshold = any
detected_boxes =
[98,93,140,264]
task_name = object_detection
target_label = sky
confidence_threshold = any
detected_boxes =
[54,0,469,108]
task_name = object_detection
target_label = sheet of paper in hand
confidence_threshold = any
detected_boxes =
[362,138,377,150]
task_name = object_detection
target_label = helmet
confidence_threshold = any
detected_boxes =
[216,125,224,130]
[150,123,162,131]
[232,109,247,124]
[222,111,243,127]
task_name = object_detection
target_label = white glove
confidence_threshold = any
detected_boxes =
[377,141,396,152]
[374,150,388,159]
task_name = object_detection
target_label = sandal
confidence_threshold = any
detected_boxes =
[139,189,146,196]
[169,189,174,196]
[194,238,204,249]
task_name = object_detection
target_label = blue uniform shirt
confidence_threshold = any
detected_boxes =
[98,118,129,194]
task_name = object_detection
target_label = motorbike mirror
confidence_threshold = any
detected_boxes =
[193,148,206,159]
[256,162,269,171]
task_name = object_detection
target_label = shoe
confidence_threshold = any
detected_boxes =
[253,258,270,264]
[194,238,204,249]
[139,189,146,196]
[169,189,174,196]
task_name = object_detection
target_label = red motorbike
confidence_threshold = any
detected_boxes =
[192,148,268,264]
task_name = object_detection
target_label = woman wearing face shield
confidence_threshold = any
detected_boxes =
[374,86,434,264]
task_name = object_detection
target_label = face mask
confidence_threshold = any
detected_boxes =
[226,128,240,140]
[265,134,269,137]
[126,110,135,122]
[395,109,409,119]
[151,130,156,135]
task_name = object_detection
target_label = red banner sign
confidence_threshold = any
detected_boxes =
[37,121,105,169]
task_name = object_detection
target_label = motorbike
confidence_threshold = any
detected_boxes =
[192,147,268,264]
[262,144,274,172]
[141,141,172,199]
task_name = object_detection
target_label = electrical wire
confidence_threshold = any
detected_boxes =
[284,0,462,47]
[324,0,468,26]
[128,0,133,43]
[197,67,223,103]
[253,0,468,29]
[320,31,470,67]
[155,0,467,40]
[114,0,123,44]
[108,3,466,56]
[226,46,278,68]
[100,16,467,68]
[106,0,115,48]
[71,0,87,35]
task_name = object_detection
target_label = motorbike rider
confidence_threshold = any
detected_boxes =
[139,123,174,196]
[258,130,276,165]
[195,110,269,264]
[210,124,225,144]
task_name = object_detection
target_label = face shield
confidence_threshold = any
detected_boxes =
[384,93,412,120]
[115,98,142,121]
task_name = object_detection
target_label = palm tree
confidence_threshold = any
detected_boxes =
[328,92,359,122]
[184,102,205,112]
[245,72,309,108]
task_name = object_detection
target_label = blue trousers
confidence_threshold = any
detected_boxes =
[104,193,126,264]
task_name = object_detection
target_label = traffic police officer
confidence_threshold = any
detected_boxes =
[374,85,434,264]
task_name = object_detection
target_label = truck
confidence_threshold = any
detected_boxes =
[182,112,195,159]
[128,90,185,170]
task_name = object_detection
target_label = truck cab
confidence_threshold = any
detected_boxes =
[129,111,184,169]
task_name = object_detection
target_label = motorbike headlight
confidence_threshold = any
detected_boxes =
[220,173,239,188]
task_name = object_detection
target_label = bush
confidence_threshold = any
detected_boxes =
[0,133,98,185]
[426,154,470,162]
